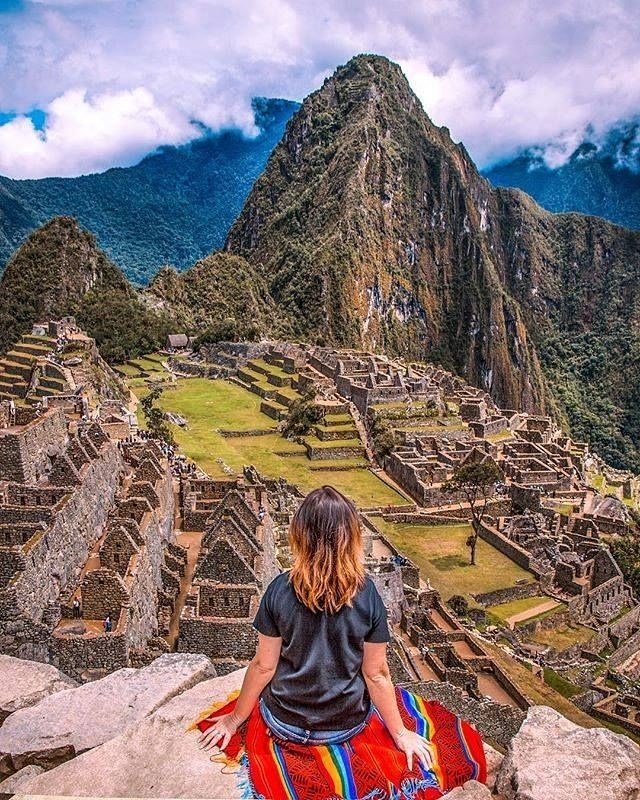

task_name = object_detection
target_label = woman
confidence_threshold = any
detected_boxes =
[198,485,433,772]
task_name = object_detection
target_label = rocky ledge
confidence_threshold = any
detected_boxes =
[0,655,635,798]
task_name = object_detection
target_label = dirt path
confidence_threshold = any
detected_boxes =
[164,529,203,650]
[505,599,560,629]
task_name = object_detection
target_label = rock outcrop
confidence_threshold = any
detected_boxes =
[17,666,246,798]
[0,652,214,777]
[0,654,76,723]
[495,705,640,799]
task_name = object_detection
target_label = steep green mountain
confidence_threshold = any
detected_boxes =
[0,99,298,284]
[148,252,284,341]
[0,216,173,362]
[484,125,640,231]
[226,54,640,471]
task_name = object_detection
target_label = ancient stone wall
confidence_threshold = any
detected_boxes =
[53,627,128,680]
[178,614,258,661]
[477,521,533,572]
[0,409,68,483]
[474,582,541,608]
[402,679,526,748]
[6,442,123,624]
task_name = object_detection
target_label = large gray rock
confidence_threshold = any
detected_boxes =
[483,742,503,791]
[495,705,640,799]
[442,781,493,798]
[0,652,214,775]
[18,668,246,798]
[0,764,45,792]
[0,655,76,723]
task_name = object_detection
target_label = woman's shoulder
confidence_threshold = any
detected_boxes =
[265,570,292,595]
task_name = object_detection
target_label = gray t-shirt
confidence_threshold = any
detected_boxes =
[253,571,390,730]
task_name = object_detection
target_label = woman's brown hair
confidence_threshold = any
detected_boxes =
[288,485,365,613]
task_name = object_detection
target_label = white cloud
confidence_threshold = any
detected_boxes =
[1,0,640,177]
[0,87,197,178]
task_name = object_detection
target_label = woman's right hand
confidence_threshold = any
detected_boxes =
[393,728,434,772]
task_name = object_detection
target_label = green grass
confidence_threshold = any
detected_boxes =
[487,596,561,625]
[531,623,595,651]
[376,520,534,600]
[134,377,405,508]
[542,667,583,698]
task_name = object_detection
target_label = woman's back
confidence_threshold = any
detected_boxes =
[254,571,389,730]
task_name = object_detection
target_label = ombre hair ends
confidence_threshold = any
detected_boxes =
[288,485,365,613]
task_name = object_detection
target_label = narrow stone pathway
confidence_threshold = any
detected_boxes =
[164,529,203,650]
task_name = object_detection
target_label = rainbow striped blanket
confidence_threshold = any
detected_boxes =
[195,687,486,800]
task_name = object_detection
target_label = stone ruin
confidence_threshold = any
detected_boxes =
[0,405,181,679]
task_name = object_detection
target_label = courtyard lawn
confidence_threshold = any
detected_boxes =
[487,596,561,626]
[376,520,535,601]
[136,377,406,509]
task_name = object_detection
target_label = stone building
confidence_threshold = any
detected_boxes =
[0,404,181,679]
[178,476,279,673]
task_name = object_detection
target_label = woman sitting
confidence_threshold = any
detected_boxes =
[197,485,485,799]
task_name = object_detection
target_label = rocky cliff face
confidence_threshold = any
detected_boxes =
[226,55,640,470]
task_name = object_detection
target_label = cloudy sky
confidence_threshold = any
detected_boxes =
[1,0,639,178]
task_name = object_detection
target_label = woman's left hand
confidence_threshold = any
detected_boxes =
[198,712,240,752]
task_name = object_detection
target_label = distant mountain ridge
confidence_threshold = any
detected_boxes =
[484,121,640,230]
[0,98,299,284]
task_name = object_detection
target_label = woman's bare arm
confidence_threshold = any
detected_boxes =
[199,632,282,751]
[362,641,433,771]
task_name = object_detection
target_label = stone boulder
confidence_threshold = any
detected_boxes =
[495,705,640,799]
[0,654,76,724]
[0,764,45,793]
[0,652,215,776]
[19,668,246,798]
[442,781,493,798]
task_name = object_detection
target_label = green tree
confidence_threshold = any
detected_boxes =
[443,461,503,565]
[282,385,322,438]
[610,532,640,596]
[448,595,469,617]
[140,384,175,447]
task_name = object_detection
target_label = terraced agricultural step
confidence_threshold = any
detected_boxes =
[266,372,292,388]
[21,334,56,347]
[260,400,288,421]
[0,360,33,380]
[246,360,271,378]
[5,350,37,367]
[43,363,67,381]
[236,367,261,384]
[313,424,358,441]
[247,381,278,400]
[13,341,54,358]
[38,376,67,392]
[0,381,26,398]
[0,370,27,386]
[322,413,353,426]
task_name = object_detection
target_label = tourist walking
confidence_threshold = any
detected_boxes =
[196,486,486,798]
[72,598,81,619]
[103,615,113,633]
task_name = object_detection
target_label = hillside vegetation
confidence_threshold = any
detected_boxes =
[0,99,298,284]
[0,217,174,362]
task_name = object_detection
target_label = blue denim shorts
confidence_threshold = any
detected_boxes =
[259,697,373,745]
